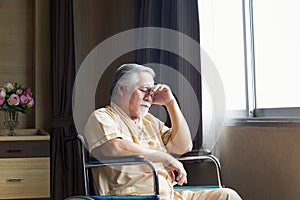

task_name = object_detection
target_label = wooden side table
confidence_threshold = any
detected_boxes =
[0,129,50,200]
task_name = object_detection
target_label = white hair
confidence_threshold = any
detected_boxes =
[110,63,155,97]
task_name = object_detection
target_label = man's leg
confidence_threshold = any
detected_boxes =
[177,188,242,200]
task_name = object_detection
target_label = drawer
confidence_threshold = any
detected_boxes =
[0,140,49,158]
[0,157,50,199]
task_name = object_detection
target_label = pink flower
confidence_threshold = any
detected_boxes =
[8,94,20,106]
[0,82,34,113]
[26,99,34,108]
[27,94,32,101]
[16,89,23,95]
[0,96,5,105]
[24,88,32,96]
[20,94,29,105]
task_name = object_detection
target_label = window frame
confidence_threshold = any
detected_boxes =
[206,0,300,123]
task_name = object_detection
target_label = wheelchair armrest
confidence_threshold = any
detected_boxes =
[177,149,220,167]
[180,149,211,157]
[87,155,145,165]
[85,155,159,196]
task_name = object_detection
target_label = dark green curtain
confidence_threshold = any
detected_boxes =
[134,0,203,149]
[50,0,84,199]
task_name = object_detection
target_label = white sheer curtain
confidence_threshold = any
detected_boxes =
[199,0,245,149]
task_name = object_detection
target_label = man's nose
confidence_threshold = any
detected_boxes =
[144,92,154,102]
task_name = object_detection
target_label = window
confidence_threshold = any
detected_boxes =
[199,0,300,119]
[199,0,246,111]
[253,0,300,109]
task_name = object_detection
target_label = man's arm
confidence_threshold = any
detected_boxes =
[164,98,193,154]
[151,84,193,154]
[91,138,187,186]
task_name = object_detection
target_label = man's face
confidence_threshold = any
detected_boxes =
[128,72,154,119]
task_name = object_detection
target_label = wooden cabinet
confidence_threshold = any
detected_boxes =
[0,129,50,199]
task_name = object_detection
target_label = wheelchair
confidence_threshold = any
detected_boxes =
[64,134,223,200]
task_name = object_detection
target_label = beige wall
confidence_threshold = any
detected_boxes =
[219,125,300,200]
[0,0,51,132]
[0,0,35,129]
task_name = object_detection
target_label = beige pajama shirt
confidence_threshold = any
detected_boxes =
[82,102,242,200]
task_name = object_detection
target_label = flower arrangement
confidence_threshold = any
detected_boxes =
[0,82,34,114]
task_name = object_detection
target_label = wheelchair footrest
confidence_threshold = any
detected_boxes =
[174,185,220,191]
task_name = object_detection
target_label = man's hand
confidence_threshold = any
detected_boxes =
[147,150,187,185]
[150,84,175,106]
[161,153,188,186]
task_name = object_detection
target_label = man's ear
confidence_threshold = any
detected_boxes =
[116,85,124,96]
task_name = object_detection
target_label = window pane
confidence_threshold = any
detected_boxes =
[253,0,300,108]
[199,0,246,110]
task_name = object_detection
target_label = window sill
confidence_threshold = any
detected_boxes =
[225,117,300,127]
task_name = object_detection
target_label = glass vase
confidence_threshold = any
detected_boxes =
[3,110,19,136]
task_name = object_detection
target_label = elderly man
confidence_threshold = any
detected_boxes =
[83,63,242,200]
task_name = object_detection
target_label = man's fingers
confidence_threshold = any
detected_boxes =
[151,84,170,93]
[168,171,176,182]
[176,172,187,185]
[163,157,187,186]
